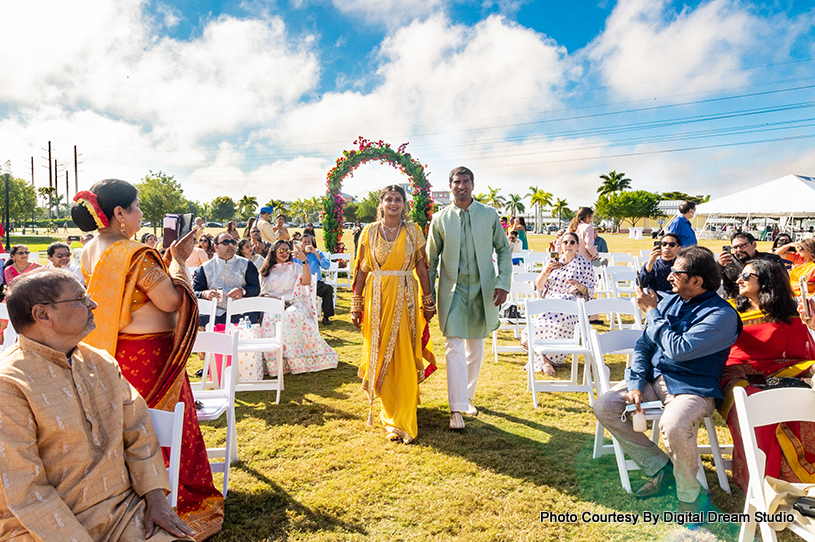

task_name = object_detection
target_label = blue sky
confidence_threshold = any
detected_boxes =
[1,0,814,209]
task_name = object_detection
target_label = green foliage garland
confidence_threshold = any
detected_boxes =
[323,137,433,253]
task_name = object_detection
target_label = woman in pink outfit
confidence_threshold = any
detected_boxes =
[568,207,599,262]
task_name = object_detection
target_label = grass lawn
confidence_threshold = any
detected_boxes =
[182,232,785,542]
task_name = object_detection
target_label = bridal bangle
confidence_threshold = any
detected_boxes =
[351,294,364,313]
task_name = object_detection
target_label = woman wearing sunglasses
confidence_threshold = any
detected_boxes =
[717,259,815,493]
[4,245,42,286]
[186,233,215,267]
[258,239,338,374]
[770,232,794,269]
[520,231,595,376]
[639,233,681,298]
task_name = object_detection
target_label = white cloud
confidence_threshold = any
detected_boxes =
[584,0,760,99]
[329,0,449,28]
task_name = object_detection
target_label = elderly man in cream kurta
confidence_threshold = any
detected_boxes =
[0,269,193,542]
[428,166,512,430]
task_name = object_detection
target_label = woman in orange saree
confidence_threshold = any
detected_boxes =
[718,260,815,492]
[72,179,223,541]
[351,186,436,443]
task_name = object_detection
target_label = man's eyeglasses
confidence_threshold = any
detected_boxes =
[731,242,752,251]
[669,267,690,275]
[661,242,677,247]
[739,272,759,281]
[218,239,237,246]
[42,293,94,308]
[53,253,71,258]
[563,240,578,245]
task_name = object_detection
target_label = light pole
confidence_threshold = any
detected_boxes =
[2,161,10,253]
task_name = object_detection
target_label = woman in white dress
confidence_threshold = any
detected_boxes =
[520,231,595,376]
[259,239,338,374]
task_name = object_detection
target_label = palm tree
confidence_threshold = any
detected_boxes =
[37,187,57,219]
[552,198,569,225]
[264,199,290,217]
[473,193,488,204]
[597,170,632,196]
[529,187,553,233]
[505,193,525,217]
[237,195,258,220]
[289,198,308,223]
[484,186,506,211]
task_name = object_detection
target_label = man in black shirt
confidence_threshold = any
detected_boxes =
[717,232,785,299]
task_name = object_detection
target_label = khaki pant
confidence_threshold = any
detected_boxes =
[593,376,715,503]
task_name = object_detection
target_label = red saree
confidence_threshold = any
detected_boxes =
[718,303,815,492]
[84,239,223,541]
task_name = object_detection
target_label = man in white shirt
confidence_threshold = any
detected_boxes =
[45,242,85,285]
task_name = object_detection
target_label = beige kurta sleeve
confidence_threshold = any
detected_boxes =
[0,382,94,542]
[117,366,172,497]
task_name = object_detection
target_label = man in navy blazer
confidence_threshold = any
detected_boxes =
[594,246,739,512]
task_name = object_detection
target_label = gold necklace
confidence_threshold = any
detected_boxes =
[382,222,401,234]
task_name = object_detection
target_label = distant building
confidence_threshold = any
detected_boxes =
[431,190,450,207]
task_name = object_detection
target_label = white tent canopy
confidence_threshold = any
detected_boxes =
[697,174,815,217]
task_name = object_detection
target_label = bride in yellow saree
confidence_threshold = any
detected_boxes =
[351,186,436,443]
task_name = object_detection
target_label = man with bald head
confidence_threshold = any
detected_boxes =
[0,269,193,541]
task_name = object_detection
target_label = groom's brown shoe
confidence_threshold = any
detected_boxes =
[635,463,674,499]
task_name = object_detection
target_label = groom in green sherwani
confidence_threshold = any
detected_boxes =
[428,166,512,430]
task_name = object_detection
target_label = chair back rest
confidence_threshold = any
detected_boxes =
[225,296,284,326]
[733,386,815,487]
[512,272,539,284]
[149,402,185,508]
[197,297,218,332]
[639,249,653,257]
[193,331,239,390]
[588,328,642,394]
[0,304,17,352]
[511,264,527,274]
[609,253,635,265]
[583,297,643,330]
[524,298,586,343]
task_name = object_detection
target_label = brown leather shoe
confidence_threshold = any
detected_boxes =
[635,464,674,499]
[678,493,709,514]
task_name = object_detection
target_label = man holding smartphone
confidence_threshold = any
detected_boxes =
[717,232,784,299]
[300,233,334,325]
[639,233,681,298]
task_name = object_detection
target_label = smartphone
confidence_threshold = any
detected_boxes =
[801,277,811,319]
[162,213,194,249]
[654,241,661,247]
[722,246,731,254]
[549,251,559,262]
[795,496,815,518]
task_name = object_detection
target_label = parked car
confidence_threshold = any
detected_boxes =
[546,225,560,232]
[206,222,223,227]
[313,222,322,229]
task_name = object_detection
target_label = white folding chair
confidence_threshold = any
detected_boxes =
[323,261,340,308]
[492,281,537,362]
[639,249,653,257]
[584,297,643,332]
[310,273,320,321]
[734,386,815,542]
[329,253,352,292]
[148,402,184,508]
[28,252,39,264]
[510,264,527,275]
[590,329,731,494]
[225,296,285,403]
[605,266,637,298]
[524,251,549,272]
[592,267,613,300]
[194,297,220,390]
[523,298,593,407]
[512,272,540,285]
[0,304,18,353]
[192,331,238,497]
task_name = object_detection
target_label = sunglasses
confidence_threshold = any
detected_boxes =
[739,272,759,281]
[661,242,677,247]
[53,253,71,258]
[218,239,237,246]
[276,247,291,253]
[563,240,578,245]
[669,267,690,275]
[15,251,29,255]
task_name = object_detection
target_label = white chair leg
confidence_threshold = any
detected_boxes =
[696,456,710,491]
[492,330,499,363]
[704,416,731,493]
[612,438,633,492]
[583,355,595,407]
[739,491,758,542]
[529,354,538,408]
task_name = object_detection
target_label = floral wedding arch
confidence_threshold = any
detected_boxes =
[322,137,434,253]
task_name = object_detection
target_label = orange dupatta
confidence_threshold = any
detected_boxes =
[84,239,199,409]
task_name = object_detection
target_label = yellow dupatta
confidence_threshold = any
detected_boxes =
[356,223,432,398]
